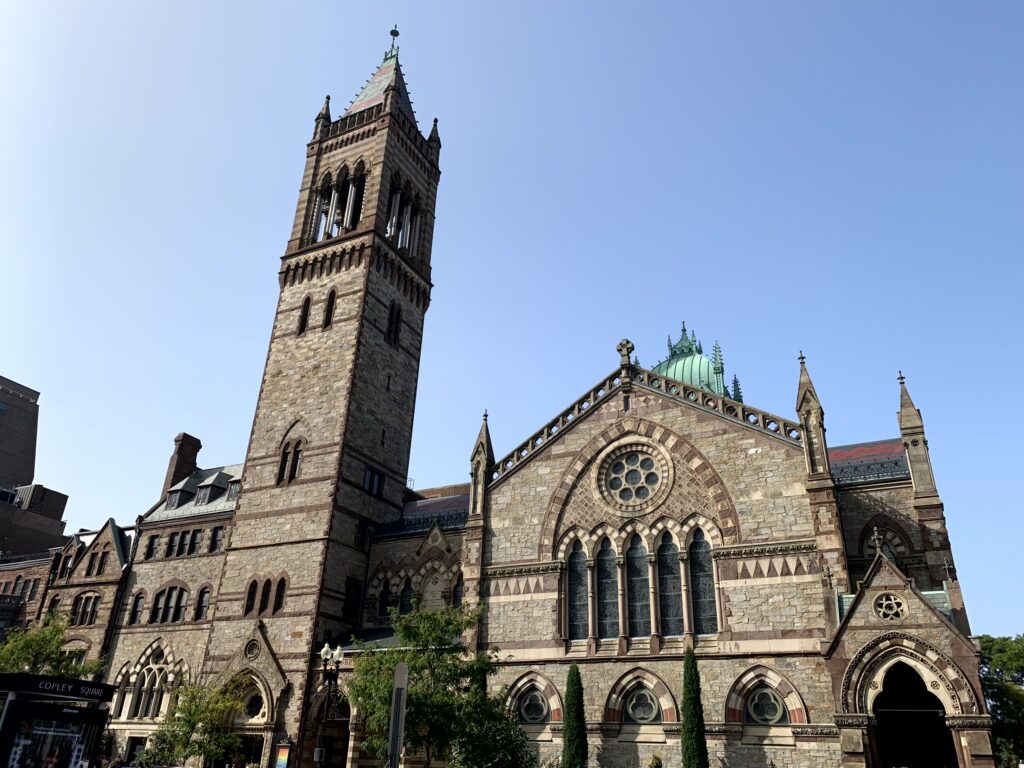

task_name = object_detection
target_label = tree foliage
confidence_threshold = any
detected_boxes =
[979,634,1024,768]
[133,673,248,767]
[561,663,587,768]
[0,613,105,678]
[346,605,496,768]
[681,649,709,768]
[449,694,536,768]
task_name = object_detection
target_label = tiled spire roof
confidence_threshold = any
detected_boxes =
[344,50,417,125]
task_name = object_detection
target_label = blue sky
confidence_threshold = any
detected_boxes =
[1,2,1020,635]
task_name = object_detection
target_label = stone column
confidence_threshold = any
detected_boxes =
[400,204,413,248]
[946,716,995,768]
[616,556,627,655]
[342,178,357,229]
[387,189,401,237]
[647,554,661,653]
[586,560,596,656]
[325,187,339,238]
[834,714,874,768]
[679,553,693,643]
[713,557,726,632]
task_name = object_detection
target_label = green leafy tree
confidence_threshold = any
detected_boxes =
[449,693,537,768]
[681,649,709,768]
[561,663,587,768]
[0,613,105,678]
[133,673,248,767]
[346,605,494,767]
[979,634,1024,768]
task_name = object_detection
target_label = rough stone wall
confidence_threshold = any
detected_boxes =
[0,556,52,624]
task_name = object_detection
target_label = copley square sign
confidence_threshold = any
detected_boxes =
[0,673,115,702]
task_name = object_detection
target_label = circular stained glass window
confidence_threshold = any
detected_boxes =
[606,451,659,502]
[624,688,660,724]
[518,690,549,724]
[744,687,788,725]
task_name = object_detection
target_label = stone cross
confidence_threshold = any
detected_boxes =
[617,339,635,367]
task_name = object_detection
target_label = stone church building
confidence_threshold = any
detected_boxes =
[1,40,995,768]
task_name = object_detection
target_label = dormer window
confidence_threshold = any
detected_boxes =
[227,481,240,501]
[195,486,211,507]
[166,491,180,510]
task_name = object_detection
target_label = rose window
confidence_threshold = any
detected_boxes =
[245,693,264,719]
[608,453,660,502]
[595,443,673,515]
[874,592,908,621]
[624,688,661,724]
[518,690,549,724]
[744,687,788,725]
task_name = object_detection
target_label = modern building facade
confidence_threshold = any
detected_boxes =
[0,41,995,768]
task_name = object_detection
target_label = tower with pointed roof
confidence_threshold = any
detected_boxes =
[204,34,441,760]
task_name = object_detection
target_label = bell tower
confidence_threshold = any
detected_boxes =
[206,31,441,751]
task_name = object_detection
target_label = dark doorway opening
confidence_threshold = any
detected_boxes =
[240,735,265,766]
[873,662,958,768]
[321,698,351,768]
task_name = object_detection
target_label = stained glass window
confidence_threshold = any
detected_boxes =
[567,541,589,641]
[399,578,414,615]
[657,536,684,636]
[596,538,619,639]
[688,529,717,635]
[626,535,650,637]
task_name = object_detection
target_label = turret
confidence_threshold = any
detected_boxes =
[898,373,941,506]
[795,354,830,478]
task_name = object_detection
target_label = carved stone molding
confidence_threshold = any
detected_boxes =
[712,541,817,560]
[483,561,563,579]
[704,723,742,736]
[793,725,840,737]
[833,714,875,728]
[945,715,993,730]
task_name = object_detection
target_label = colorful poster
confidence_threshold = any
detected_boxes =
[273,744,290,768]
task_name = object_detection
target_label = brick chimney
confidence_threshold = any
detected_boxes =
[162,433,202,497]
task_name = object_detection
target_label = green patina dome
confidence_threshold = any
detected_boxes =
[651,322,743,402]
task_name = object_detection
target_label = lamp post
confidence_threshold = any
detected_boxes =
[314,643,344,768]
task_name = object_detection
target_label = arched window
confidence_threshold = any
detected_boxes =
[626,535,650,638]
[399,578,414,615]
[149,587,188,624]
[194,588,211,621]
[744,686,789,726]
[350,173,366,227]
[48,595,60,614]
[452,573,464,608]
[13,576,21,595]
[244,581,258,616]
[258,580,272,615]
[288,440,303,483]
[312,177,332,243]
[623,687,662,724]
[596,538,618,639]
[517,688,551,724]
[688,529,717,635]
[656,535,683,636]
[297,297,311,335]
[566,540,588,641]
[71,593,100,626]
[277,443,291,486]
[129,654,169,721]
[377,579,391,618]
[323,290,336,329]
[273,578,286,614]
[384,301,402,347]
[128,593,145,625]
[329,175,347,238]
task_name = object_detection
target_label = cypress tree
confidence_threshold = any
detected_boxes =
[681,649,709,768]
[561,663,588,768]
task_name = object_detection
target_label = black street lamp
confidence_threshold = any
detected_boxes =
[314,642,344,768]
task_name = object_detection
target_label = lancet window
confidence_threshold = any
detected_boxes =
[688,529,718,635]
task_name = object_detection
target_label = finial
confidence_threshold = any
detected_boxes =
[387,25,400,57]
[482,409,488,422]
[870,526,883,553]
[798,350,806,365]
[616,339,635,367]
[898,370,905,385]
[942,558,956,581]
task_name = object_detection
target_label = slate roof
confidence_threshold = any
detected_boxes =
[373,490,470,539]
[147,464,243,522]
[828,439,909,485]
[344,53,417,124]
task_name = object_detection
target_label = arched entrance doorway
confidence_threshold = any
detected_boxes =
[320,697,351,768]
[872,662,958,768]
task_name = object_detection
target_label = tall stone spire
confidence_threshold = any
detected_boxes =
[796,353,829,477]
[897,373,939,502]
